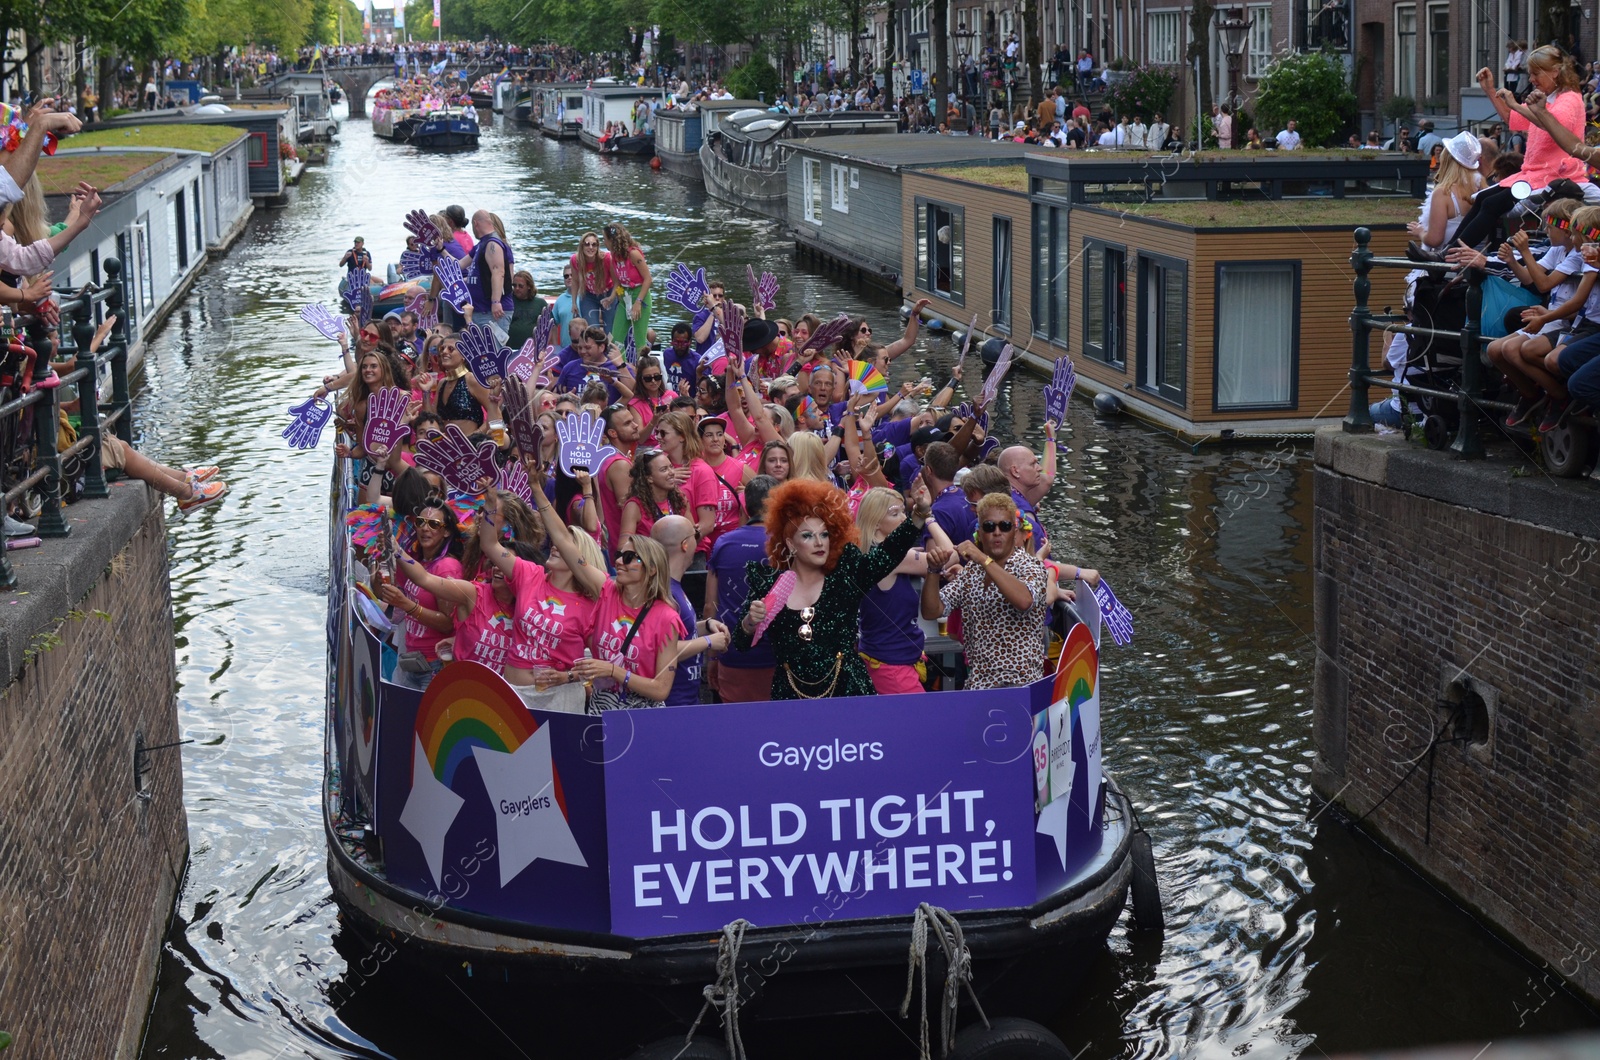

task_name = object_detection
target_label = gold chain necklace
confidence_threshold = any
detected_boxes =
[783,654,844,699]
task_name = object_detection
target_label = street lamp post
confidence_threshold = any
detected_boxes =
[1216,6,1252,111]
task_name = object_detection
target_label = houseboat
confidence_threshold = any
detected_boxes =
[492,77,520,114]
[100,105,295,207]
[534,83,586,139]
[895,151,1426,441]
[787,134,1032,287]
[653,99,760,179]
[320,457,1149,1057]
[578,82,658,152]
[411,105,480,150]
[243,70,339,141]
[701,110,898,221]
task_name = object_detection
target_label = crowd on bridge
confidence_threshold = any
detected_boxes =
[322,205,1099,712]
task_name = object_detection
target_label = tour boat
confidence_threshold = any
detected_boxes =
[579,82,659,152]
[321,461,1154,1056]
[411,106,480,150]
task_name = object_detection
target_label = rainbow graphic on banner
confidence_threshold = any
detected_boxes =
[415,661,538,788]
[1054,623,1097,717]
[843,359,888,396]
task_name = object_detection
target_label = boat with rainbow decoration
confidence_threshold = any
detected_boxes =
[320,459,1150,1058]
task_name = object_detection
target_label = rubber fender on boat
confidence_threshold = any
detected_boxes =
[1129,830,1164,933]
[947,1017,1074,1059]
[1092,391,1123,417]
[627,1036,731,1060]
[980,336,1009,367]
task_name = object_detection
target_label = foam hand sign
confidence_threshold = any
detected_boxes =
[1042,355,1077,428]
[800,314,854,357]
[300,302,345,342]
[405,287,437,331]
[664,262,710,314]
[459,322,508,387]
[403,208,441,246]
[530,304,556,361]
[621,326,637,366]
[555,409,617,475]
[746,264,779,312]
[282,397,333,450]
[501,375,544,460]
[414,423,501,494]
[399,247,436,281]
[721,302,745,363]
[955,402,990,432]
[956,313,979,366]
[363,386,413,456]
[346,267,374,326]
[980,343,1015,408]
[1093,578,1134,646]
[495,457,534,505]
[434,256,471,313]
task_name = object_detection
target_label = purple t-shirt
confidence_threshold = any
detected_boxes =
[859,572,924,665]
[557,359,621,401]
[665,580,703,706]
[928,485,975,545]
[707,523,773,669]
[465,233,515,314]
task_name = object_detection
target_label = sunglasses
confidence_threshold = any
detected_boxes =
[582,240,598,247]
[858,325,872,334]
[640,374,663,383]
[615,549,644,567]
[980,520,1015,533]
[415,515,447,530]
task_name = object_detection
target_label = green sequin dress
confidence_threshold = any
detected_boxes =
[732,518,919,700]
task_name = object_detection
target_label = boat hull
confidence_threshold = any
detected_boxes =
[412,116,480,150]
[700,141,788,220]
[654,146,701,179]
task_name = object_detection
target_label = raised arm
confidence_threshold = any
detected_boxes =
[477,486,520,578]
[395,549,478,611]
[881,297,931,361]
[532,480,608,596]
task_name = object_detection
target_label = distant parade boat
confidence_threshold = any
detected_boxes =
[411,105,479,150]
[320,460,1156,1057]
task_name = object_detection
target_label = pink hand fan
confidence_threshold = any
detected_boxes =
[750,570,797,646]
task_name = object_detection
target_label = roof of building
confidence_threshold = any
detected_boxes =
[791,134,1035,170]
[1082,198,1418,229]
[63,124,249,154]
[36,151,176,195]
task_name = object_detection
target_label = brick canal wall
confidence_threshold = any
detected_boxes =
[1312,427,1600,1007]
[0,479,187,1060]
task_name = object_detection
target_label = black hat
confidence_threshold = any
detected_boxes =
[742,318,782,352]
[910,426,951,447]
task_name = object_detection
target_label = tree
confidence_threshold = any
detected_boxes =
[1185,0,1214,144]
[1253,49,1356,147]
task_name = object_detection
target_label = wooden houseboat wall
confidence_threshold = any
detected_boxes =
[579,85,655,150]
[897,162,1418,440]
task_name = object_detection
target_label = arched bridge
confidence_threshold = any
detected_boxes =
[329,62,532,117]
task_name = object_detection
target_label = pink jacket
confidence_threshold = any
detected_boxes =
[0,232,55,277]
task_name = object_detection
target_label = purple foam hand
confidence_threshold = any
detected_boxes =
[458,322,509,386]
[414,423,500,494]
[495,458,534,505]
[529,304,556,358]
[403,208,440,246]
[404,288,437,331]
[363,386,413,456]
[800,314,854,356]
[555,409,618,475]
[300,303,345,342]
[955,402,990,432]
[1042,355,1077,427]
[398,247,438,281]
[283,397,333,450]
[746,264,760,309]
[980,343,1015,408]
[664,262,710,314]
[1093,578,1134,646]
[956,313,980,366]
[347,267,374,326]
[721,302,745,362]
[500,375,544,459]
[621,327,637,366]
[757,271,779,313]
[434,256,471,312]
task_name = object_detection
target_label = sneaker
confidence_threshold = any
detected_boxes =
[1506,396,1545,428]
[1538,397,1571,434]
[4,513,35,537]
[185,465,220,485]
[176,480,228,514]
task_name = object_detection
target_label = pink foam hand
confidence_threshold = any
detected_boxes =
[800,314,854,357]
[500,374,544,460]
[721,302,745,363]
[458,322,509,387]
[283,397,333,450]
[414,423,500,494]
[363,386,413,456]
[404,288,437,331]
[980,343,1015,408]
[403,208,440,246]
[555,409,618,476]
[750,570,796,646]
[300,303,345,342]
[757,271,779,313]
[434,256,471,312]
[495,457,534,505]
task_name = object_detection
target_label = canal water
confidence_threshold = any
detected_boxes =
[135,113,1596,1059]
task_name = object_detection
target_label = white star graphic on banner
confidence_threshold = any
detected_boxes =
[399,735,464,889]
[1037,794,1073,871]
[472,724,588,887]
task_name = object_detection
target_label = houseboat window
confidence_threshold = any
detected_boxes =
[1082,240,1124,367]
[1247,6,1273,78]
[134,219,154,313]
[1138,254,1186,404]
[992,218,1012,331]
[1032,206,1049,339]
[169,192,187,274]
[192,179,204,251]
[1215,262,1297,409]
[830,164,850,213]
[1146,11,1182,65]
[1394,5,1417,98]
[803,160,823,224]
[916,200,964,302]
[247,132,268,167]
[1048,209,1069,340]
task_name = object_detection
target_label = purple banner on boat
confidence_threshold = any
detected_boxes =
[603,689,1041,936]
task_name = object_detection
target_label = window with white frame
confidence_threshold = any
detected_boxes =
[803,159,822,224]
[1147,11,1181,64]
[830,163,849,213]
[1246,5,1272,78]
[1395,5,1417,99]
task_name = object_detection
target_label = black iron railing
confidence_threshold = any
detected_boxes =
[0,258,135,590]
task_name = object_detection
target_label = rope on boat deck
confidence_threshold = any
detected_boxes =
[899,903,989,1060]
[682,918,752,1060]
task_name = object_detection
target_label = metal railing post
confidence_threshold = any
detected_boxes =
[70,293,108,499]
[24,317,67,538]
[1451,266,1486,459]
[104,259,133,447]
[1344,226,1375,433]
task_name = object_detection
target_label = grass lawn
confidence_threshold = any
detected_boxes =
[1108,197,1419,227]
[64,123,248,153]
[927,165,1030,190]
[36,153,171,194]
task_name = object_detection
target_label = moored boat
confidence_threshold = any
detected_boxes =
[579,82,659,151]
[533,83,585,139]
[321,459,1149,1057]
[701,109,898,221]
[654,99,761,179]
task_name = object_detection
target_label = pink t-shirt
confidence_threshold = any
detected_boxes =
[589,582,687,689]
[453,582,515,672]
[694,455,745,552]
[507,558,599,671]
[569,249,619,295]
[451,229,475,256]
[1507,90,1589,189]
[628,392,676,435]
[598,451,631,556]
[682,460,720,554]
[401,554,464,661]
